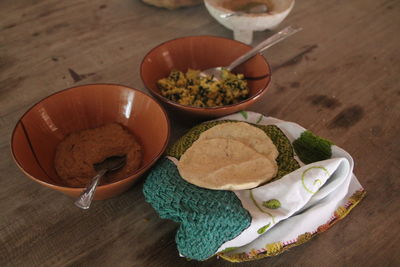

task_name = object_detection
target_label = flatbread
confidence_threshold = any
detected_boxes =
[177,138,277,190]
[197,122,279,161]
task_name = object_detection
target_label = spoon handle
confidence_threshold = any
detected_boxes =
[227,26,302,71]
[74,169,107,209]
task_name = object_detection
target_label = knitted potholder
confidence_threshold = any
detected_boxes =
[143,120,300,260]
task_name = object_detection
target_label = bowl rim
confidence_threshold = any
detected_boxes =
[140,35,272,112]
[204,0,296,17]
[10,83,171,191]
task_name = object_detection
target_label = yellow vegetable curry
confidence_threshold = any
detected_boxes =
[157,69,249,108]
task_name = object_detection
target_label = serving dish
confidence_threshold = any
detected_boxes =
[140,35,271,118]
[143,111,366,262]
[11,84,170,200]
[204,0,295,44]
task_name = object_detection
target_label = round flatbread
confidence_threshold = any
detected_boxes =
[197,122,279,162]
[177,138,277,190]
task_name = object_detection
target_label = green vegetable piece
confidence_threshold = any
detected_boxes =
[257,223,271,234]
[263,199,281,209]
[293,130,334,164]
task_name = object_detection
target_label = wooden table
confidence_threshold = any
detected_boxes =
[1,0,399,266]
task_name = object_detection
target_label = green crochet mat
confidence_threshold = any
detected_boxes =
[143,120,300,261]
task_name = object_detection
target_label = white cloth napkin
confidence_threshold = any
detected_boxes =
[210,111,365,260]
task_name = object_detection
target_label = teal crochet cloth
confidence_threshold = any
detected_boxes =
[143,158,251,261]
[143,120,302,261]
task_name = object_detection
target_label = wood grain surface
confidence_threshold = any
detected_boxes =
[1,0,399,266]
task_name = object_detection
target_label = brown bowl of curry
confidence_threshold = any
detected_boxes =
[11,84,170,200]
[140,36,271,118]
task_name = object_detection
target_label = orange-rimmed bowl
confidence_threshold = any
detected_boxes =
[140,35,271,118]
[11,84,170,200]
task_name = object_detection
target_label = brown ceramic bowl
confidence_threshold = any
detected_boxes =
[11,84,170,200]
[140,35,271,118]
